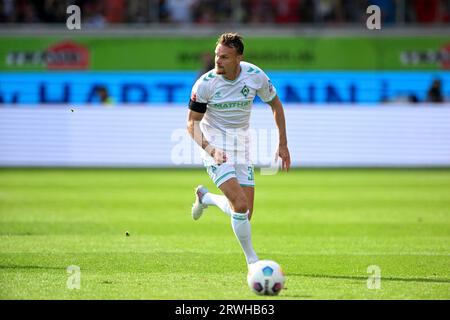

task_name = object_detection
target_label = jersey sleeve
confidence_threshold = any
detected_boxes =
[189,76,210,113]
[256,70,277,103]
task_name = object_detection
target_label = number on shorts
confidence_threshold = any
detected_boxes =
[247,166,254,181]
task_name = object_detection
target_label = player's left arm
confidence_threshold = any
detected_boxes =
[268,95,291,172]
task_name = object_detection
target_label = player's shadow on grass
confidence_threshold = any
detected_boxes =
[290,273,450,284]
[279,293,314,298]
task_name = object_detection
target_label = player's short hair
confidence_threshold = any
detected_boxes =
[216,33,244,55]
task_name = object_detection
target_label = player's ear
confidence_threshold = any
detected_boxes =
[237,54,243,63]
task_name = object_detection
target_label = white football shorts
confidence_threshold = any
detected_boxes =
[204,161,255,188]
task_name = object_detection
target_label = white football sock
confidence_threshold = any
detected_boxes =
[231,211,259,265]
[202,193,232,217]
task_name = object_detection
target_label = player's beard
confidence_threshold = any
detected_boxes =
[215,65,225,74]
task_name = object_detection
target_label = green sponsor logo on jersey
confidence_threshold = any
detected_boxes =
[211,100,251,109]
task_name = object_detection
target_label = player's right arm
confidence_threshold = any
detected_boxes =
[187,76,227,164]
[187,109,211,154]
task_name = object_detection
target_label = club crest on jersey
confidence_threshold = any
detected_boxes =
[241,85,250,97]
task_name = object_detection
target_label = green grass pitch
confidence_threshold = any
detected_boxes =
[0,168,449,299]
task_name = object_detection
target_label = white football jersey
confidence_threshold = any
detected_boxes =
[190,61,277,165]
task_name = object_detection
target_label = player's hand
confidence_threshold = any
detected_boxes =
[276,145,291,172]
[212,148,227,165]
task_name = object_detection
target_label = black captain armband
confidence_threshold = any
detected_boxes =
[189,99,207,113]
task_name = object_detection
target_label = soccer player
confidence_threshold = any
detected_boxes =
[187,33,291,267]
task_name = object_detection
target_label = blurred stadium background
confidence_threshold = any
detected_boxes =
[0,0,449,167]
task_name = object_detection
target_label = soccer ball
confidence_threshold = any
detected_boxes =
[247,260,285,296]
